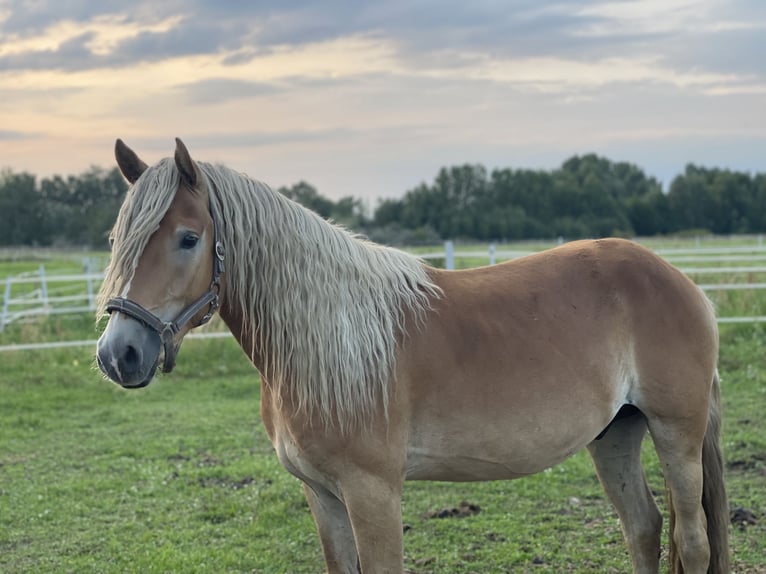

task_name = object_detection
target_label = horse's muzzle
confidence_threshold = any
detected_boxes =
[96,324,161,388]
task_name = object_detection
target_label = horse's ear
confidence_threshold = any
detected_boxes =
[174,138,197,188]
[115,139,148,184]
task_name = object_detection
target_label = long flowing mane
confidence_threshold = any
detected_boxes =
[98,159,441,429]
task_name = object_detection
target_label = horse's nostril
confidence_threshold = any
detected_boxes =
[120,344,142,377]
[124,344,139,366]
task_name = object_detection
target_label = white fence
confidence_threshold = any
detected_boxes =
[427,240,766,271]
[421,240,766,324]
[5,240,766,335]
[1,264,102,332]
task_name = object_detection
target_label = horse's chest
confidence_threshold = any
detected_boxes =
[271,425,345,498]
[262,393,325,488]
[274,433,301,478]
[273,432,328,490]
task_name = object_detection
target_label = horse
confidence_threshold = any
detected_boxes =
[96,138,729,574]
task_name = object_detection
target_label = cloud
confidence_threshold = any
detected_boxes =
[0,129,37,141]
[0,11,186,70]
[1,0,763,88]
[569,0,766,78]
[126,128,356,154]
[193,128,355,148]
[2,1,761,115]
[175,78,281,104]
[0,31,95,71]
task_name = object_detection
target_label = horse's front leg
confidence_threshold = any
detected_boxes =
[302,482,360,574]
[339,471,405,574]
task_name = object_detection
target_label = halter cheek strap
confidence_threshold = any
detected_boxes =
[105,203,225,373]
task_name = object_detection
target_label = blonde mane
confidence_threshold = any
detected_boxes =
[98,159,442,429]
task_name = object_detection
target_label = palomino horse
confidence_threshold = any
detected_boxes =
[96,139,729,574]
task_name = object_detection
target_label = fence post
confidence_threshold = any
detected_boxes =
[85,259,95,310]
[1,276,10,332]
[489,243,496,265]
[39,264,49,314]
[445,240,455,270]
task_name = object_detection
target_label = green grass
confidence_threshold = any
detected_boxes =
[1,337,322,574]
[0,319,765,573]
[0,248,108,275]
[0,314,102,346]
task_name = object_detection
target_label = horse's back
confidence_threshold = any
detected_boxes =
[419,238,716,370]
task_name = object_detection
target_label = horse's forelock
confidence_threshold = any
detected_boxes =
[96,158,180,318]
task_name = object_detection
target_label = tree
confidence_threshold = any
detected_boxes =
[1,157,764,247]
[331,196,366,228]
[626,190,669,236]
[279,181,333,218]
[374,198,403,227]
[0,170,50,246]
[39,167,128,248]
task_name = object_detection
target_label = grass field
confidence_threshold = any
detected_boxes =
[1,243,765,573]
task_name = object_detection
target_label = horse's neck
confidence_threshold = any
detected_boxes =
[218,300,267,375]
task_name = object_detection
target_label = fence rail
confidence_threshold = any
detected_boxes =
[418,241,766,324]
[0,331,233,353]
[1,265,102,332]
[6,241,766,334]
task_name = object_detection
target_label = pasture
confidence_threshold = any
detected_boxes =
[1,242,765,573]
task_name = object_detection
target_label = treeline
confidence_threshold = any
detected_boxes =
[1,154,765,249]
[373,155,766,243]
[0,167,127,248]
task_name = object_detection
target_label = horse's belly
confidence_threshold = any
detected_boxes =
[404,435,586,482]
[405,450,540,481]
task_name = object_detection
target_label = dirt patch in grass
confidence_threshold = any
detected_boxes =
[422,500,481,519]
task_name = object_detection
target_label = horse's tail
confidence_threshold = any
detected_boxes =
[668,371,730,574]
[700,372,730,573]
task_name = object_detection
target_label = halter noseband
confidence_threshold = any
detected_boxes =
[105,201,225,373]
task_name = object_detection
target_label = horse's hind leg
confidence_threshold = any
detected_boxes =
[588,409,662,574]
[302,483,360,574]
[646,414,710,574]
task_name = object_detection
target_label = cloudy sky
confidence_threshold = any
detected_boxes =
[1,0,765,202]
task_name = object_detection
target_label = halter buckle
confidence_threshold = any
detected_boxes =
[199,294,220,326]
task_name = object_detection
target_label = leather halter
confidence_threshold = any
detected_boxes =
[105,201,225,373]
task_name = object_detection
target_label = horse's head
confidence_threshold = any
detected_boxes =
[96,138,224,388]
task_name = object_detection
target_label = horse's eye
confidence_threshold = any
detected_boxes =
[181,233,199,250]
